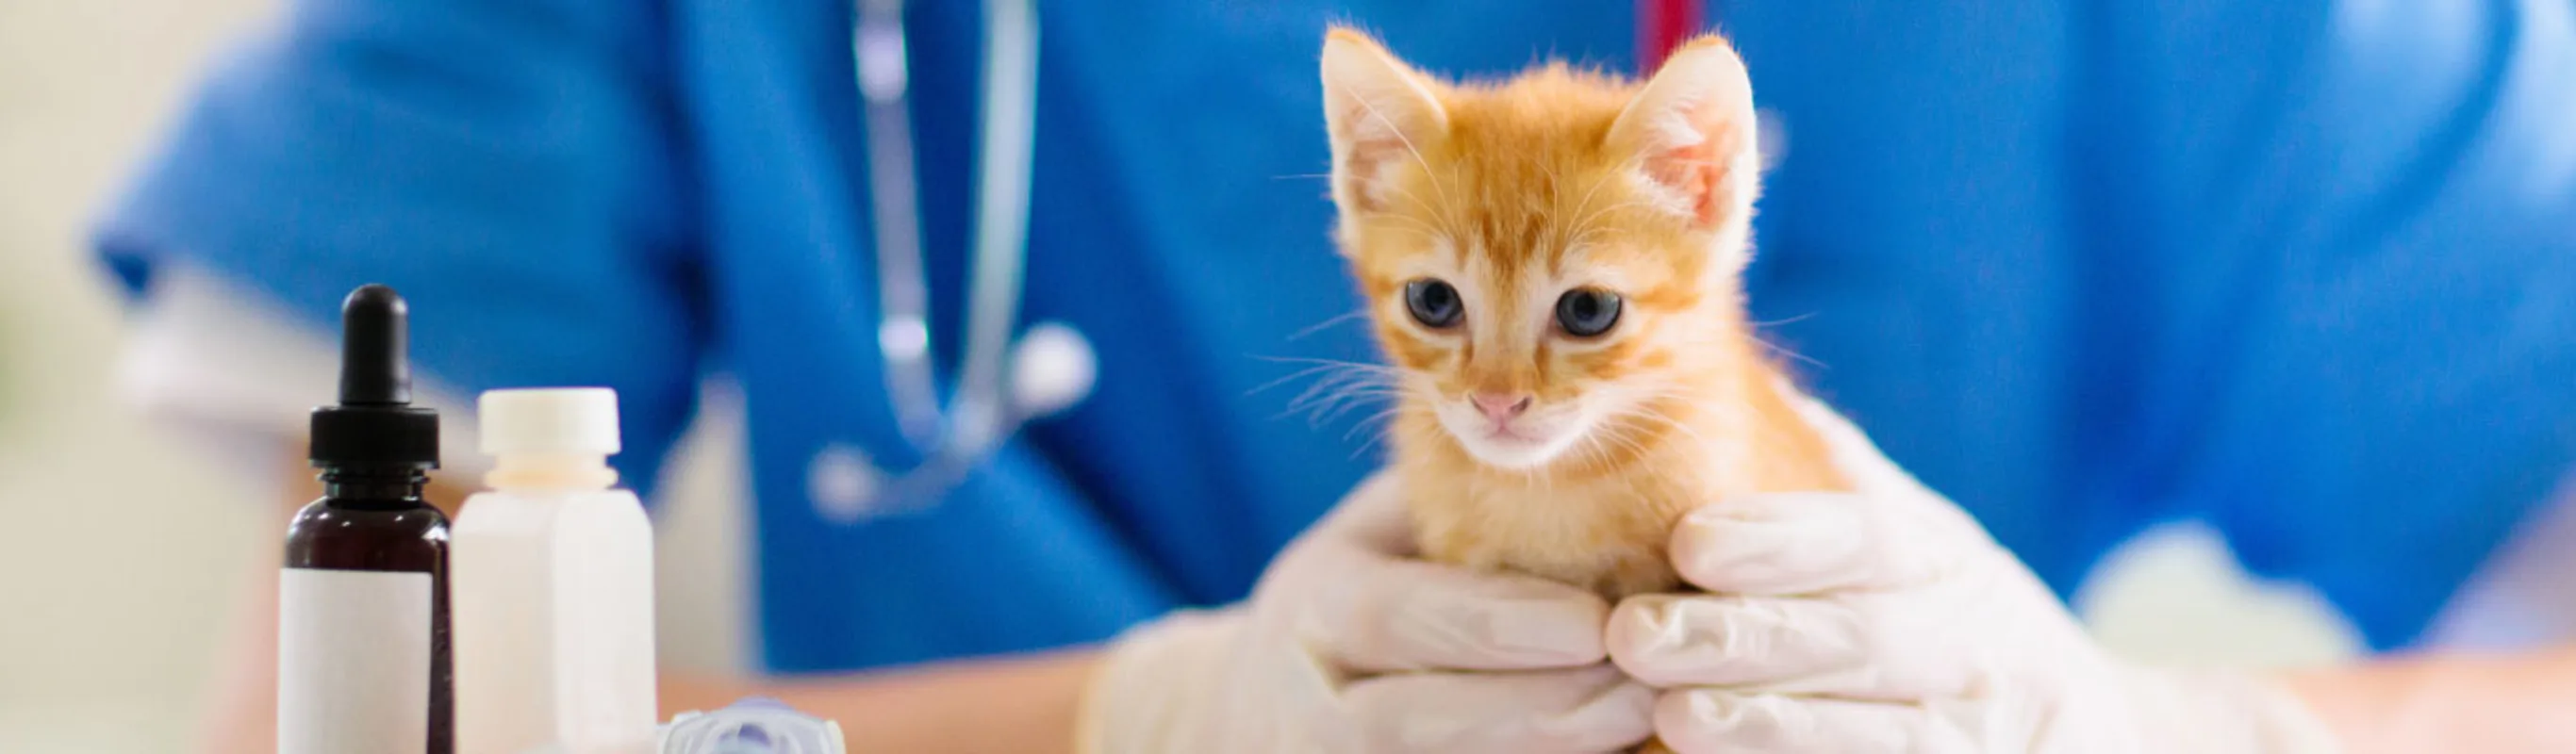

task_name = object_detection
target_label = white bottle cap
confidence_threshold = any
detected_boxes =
[478,387,621,456]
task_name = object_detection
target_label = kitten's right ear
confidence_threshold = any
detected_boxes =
[1321,28,1448,214]
[1604,36,1759,236]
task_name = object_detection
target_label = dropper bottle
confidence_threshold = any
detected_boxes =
[280,284,454,754]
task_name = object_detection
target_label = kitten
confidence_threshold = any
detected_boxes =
[1318,28,1849,602]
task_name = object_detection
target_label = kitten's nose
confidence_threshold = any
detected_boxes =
[1471,393,1533,423]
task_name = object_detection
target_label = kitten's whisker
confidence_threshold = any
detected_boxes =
[1751,335,1825,369]
[1288,310,1372,342]
[1357,200,1454,240]
[1569,168,1615,227]
[1556,170,1627,247]
[1287,384,1380,417]
[1248,355,1410,431]
[1558,196,1666,249]
[1252,355,1397,371]
[1288,378,1396,423]
[1573,430,1607,468]
[1593,424,1654,467]
[1625,403,1714,451]
[1313,390,1400,427]
[1349,404,1430,458]
[1578,420,1676,493]
[1246,362,1362,398]
[1578,197,1662,225]
[1278,369,1392,410]
[1380,183,1446,224]
[1601,423,1654,459]
[1342,406,1403,444]
[1354,219,1446,243]
[1574,432,1614,470]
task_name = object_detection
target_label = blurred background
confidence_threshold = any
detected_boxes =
[0,1,2366,751]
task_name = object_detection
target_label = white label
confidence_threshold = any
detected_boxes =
[279,568,433,754]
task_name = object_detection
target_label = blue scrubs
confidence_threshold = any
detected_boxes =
[97,0,2576,668]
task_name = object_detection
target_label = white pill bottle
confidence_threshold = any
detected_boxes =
[452,387,658,754]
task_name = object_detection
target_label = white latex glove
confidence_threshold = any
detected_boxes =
[1079,473,1658,753]
[1607,398,2345,753]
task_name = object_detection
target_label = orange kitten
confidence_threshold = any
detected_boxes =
[1318,28,1848,601]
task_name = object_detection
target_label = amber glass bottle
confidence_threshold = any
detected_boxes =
[278,284,452,754]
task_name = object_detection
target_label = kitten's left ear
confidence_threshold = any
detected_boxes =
[1321,28,1449,215]
[1605,37,1759,234]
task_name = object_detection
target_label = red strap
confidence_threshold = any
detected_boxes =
[1638,0,1703,72]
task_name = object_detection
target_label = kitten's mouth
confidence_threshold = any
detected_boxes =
[1438,403,1589,469]
[1453,426,1579,470]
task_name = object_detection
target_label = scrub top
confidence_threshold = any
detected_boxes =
[96,0,2576,670]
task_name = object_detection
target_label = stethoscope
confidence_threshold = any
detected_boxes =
[842,0,1705,509]
[849,0,1096,511]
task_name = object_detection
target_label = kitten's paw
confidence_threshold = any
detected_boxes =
[1593,551,1683,600]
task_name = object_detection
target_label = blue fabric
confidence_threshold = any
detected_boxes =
[1726,0,2576,647]
[97,0,2576,668]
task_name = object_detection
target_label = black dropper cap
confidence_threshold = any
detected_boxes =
[309,284,439,470]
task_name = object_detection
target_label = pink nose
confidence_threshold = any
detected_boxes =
[1471,393,1533,422]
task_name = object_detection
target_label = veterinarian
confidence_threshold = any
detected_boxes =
[99,0,2576,751]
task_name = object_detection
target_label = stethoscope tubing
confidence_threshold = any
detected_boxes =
[848,0,1046,510]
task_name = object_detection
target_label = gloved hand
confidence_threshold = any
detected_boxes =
[1078,473,1657,753]
[1607,397,2346,753]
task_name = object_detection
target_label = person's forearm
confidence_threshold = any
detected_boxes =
[661,650,1101,754]
[201,548,282,754]
[2279,645,2576,753]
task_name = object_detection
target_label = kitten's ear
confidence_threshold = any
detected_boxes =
[1321,28,1448,214]
[1605,36,1759,234]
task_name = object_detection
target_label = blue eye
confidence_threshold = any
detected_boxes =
[1555,288,1622,337]
[1405,279,1463,329]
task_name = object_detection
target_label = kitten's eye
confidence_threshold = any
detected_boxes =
[1555,288,1623,337]
[1404,279,1464,329]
